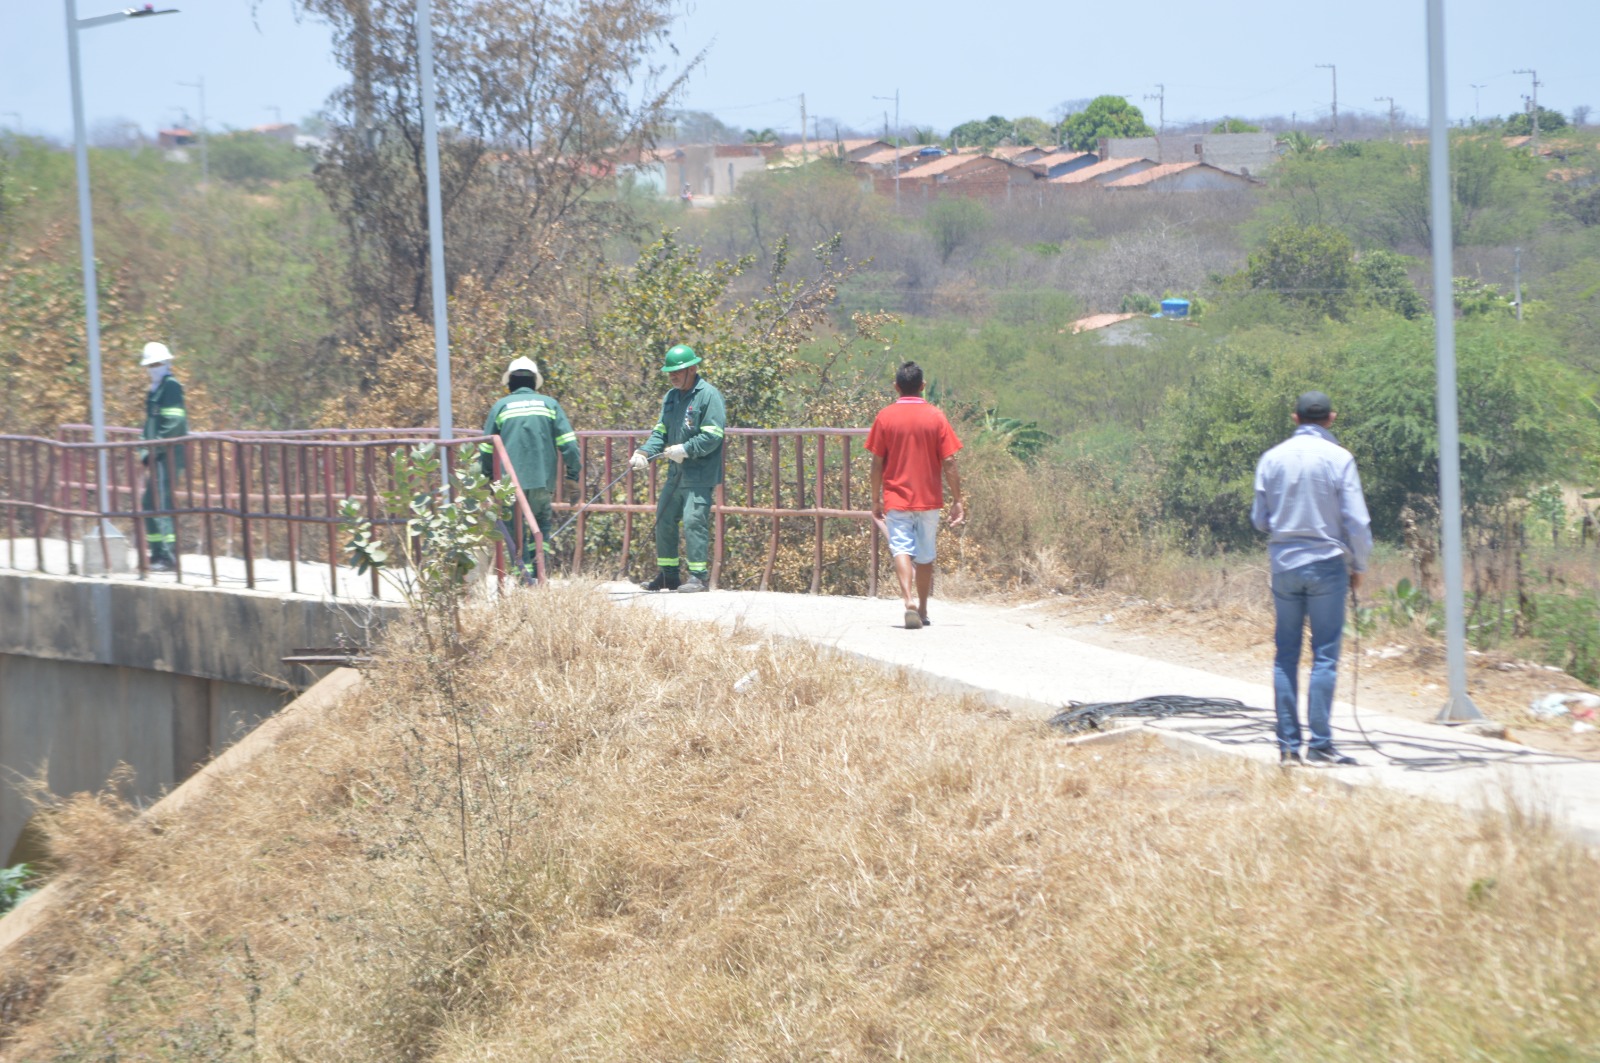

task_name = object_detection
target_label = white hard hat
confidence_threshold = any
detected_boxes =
[140,341,173,367]
[500,356,543,389]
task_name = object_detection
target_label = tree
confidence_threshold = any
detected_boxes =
[948,116,1015,150]
[1011,116,1053,146]
[668,109,739,144]
[207,131,311,186]
[1059,96,1153,152]
[1339,321,1582,527]
[1277,130,1323,156]
[1502,106,1568,137]
[744,128,777,144]
[1246,224,1359,320]
[1357,249,1425,319]
[1212,118,1261,133]
[277,0,693,352]
[1573,105,1593,128]
[924,197,989,264]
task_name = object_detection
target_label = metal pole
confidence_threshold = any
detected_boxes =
[1514,247,1523,323]
[65,0,113,531]
[1427,0,1482,722]
[416,0,453,453]
[179,76,207,184]
[1317,63,1338,135]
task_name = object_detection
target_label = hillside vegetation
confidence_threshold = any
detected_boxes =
[2,586,1598,1061]
[3,39,1600,667]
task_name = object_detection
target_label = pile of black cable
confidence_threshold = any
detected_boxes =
[1048,695,1267,735]
[1048,693,1593,773]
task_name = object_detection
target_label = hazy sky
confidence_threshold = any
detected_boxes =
[2,0,1595,141]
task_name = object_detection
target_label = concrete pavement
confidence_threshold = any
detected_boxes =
[608,583,1600,846]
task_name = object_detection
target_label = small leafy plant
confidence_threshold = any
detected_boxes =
[1,862,35,915]
[340,444,518,887]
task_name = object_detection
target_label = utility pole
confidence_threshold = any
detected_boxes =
[874,90,900,210]
[1144,84,1165,134]
[1375,96,1396,139]
[177,75,206,184]
[799,94,807,164]
[1470,83,1484,125]
[1514,68,1541,151]
[1317,63,1338,135]
[1514,247,1523,323]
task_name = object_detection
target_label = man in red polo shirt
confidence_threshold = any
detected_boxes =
[865,361,965,629]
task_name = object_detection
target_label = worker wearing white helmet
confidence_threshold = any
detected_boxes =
[479,356,581,579]
[138,341,187,571]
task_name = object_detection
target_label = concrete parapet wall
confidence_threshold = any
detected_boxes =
[0,570,400,687]
[0,570,403,864]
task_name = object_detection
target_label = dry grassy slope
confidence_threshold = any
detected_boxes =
[3,585,1600,1062]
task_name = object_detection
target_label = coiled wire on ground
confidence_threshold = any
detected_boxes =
[1047,694,1591,773]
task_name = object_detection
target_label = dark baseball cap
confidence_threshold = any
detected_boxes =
[1295,391,1332,419]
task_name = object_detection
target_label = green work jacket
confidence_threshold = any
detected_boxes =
[478,387,581,493]
[640,376,726,486]
[141,373,188,472]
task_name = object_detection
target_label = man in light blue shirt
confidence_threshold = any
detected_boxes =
[1252,391,1373,766]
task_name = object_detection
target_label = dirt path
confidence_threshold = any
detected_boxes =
[1021,595,1600,758]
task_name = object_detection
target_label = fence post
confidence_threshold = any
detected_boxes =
[762,436,780,592]
[811,434,824,595]
[238,439,255,590]
[620,434,635,580]
[711,481,725,590]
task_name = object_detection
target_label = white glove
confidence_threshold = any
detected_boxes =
[630,449,649,471]
[664,444,688,464]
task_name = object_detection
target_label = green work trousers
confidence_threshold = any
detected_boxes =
[512,487,556,577]
[654,479,713,574]
[141,460,175,558]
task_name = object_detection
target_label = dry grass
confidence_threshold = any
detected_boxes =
[4,585,1600,1061]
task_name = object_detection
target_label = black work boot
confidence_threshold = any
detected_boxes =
[676,573,707,593]
[641,567,680,592]
[148,550,176,572]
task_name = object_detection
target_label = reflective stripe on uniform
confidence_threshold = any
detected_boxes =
[158,407,185,417]
[554,432,576,446]
[686,562,708,573]
[147,533,175,543]
[652,423,666,434]
[657,557,680,567]
[497,406,556,424]
[478,443,495,454]
[700,425,724,438]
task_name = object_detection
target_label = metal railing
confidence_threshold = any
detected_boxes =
[1,426,882,596]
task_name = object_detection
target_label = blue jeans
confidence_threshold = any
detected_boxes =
[1271,556,1349,753]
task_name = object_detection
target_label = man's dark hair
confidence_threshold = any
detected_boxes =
[895,361,924,396]
[508,371,538,392]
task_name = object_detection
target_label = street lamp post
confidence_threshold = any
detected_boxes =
[1426,0,1483,721]
[416,0,453,457]
[65,1,178,553]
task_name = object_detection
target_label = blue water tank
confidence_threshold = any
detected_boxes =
[1160,298,1191,318]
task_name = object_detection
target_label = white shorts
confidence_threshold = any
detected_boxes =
[884,509,940,564]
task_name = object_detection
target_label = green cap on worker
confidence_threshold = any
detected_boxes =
[660,344,701,372]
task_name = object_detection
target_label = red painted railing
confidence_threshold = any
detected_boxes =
[1,427,881,596]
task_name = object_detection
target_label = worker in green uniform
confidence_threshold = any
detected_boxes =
[630,344,726,593]
[139,341,187,571]
[479,356,581,579]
